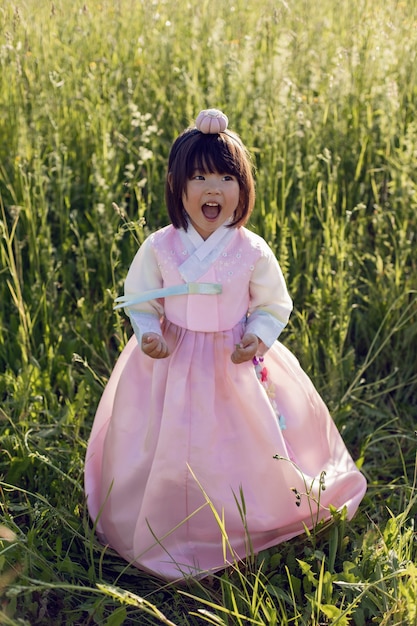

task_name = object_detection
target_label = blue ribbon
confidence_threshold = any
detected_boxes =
[113,282,222,310]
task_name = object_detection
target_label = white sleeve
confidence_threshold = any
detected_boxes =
[246,247,293,348]
[128,311,162,346]
[123,236,164,344]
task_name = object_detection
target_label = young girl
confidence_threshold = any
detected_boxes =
[85,109,366,581]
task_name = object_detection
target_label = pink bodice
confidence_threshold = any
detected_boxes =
[151,226,265,332]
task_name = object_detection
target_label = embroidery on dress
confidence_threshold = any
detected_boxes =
[253,356,286,430]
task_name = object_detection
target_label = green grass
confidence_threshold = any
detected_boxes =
[1,0,416,623]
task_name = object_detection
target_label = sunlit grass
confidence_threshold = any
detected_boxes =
[1,0,416,623]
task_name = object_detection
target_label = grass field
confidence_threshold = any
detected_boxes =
[0,0,416,623]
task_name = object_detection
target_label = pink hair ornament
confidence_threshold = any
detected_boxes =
[195,108,229,134]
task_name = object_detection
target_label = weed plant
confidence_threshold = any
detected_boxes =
[0,0,416,623]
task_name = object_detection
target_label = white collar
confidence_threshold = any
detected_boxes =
[178,221,236,281]
[180,220,233,258]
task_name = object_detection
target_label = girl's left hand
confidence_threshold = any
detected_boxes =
[231,333,259,364]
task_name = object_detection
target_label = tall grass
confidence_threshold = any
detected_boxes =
[0,0,416,623]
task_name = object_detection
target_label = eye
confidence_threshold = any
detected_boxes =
[191,172,205,180]
[223,175,236,182]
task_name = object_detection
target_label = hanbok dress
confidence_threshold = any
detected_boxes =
[84,223,366,581]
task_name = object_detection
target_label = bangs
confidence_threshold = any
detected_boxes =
[186,134,240,177]
[166,126,255,230]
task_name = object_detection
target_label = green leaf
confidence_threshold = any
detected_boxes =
[105,608,128,626]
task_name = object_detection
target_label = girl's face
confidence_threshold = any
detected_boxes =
[182,170,240,240]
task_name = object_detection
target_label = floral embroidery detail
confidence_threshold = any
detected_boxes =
[253,356,286,430]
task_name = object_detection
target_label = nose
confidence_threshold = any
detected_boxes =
[206,177,221,193]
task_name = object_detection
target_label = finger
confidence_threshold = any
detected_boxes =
[231,349,245,364]
[156,342,170,358]
[242,336,257,350]
[230,350,239,364]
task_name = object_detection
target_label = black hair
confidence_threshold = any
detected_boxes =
[165,127,255,230]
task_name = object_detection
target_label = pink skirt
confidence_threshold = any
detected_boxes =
[85,319,366,580]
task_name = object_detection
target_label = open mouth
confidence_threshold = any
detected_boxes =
[202,202,221,220]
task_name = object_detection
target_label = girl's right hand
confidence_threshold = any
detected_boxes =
[141,333,170,359]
